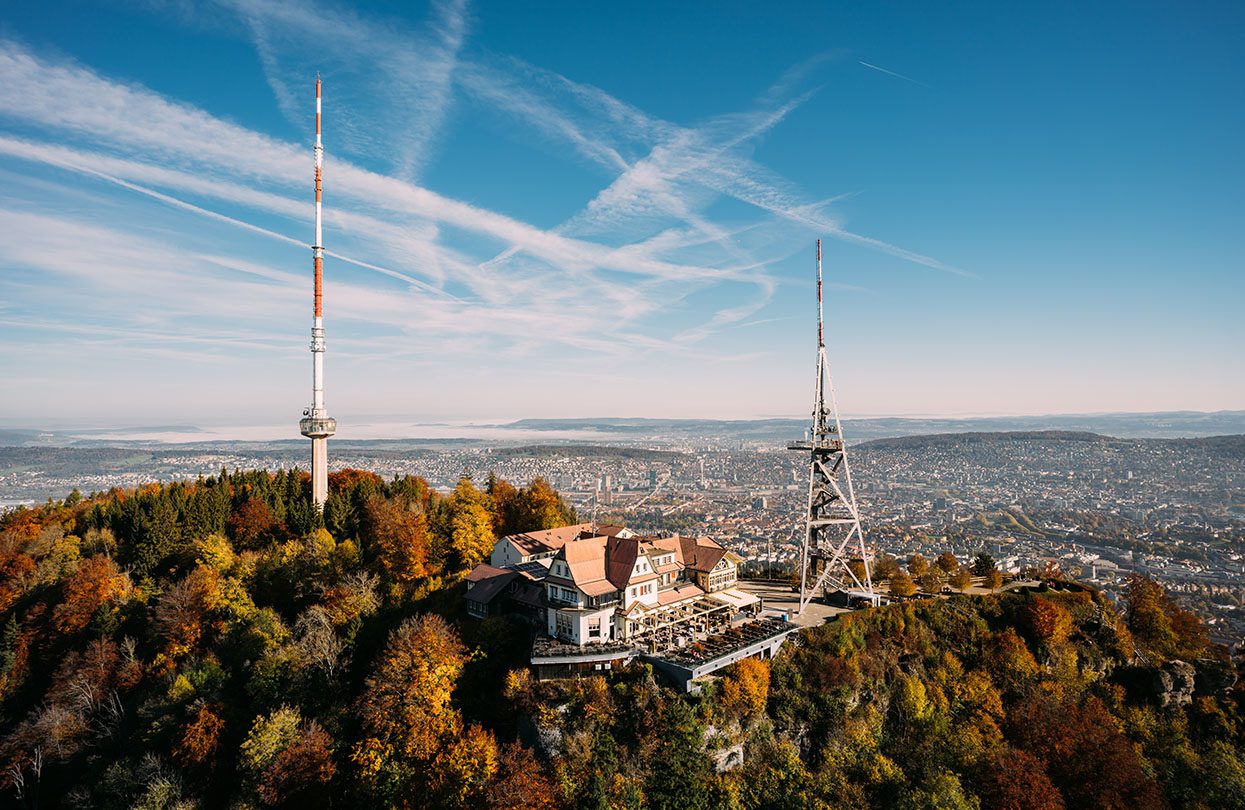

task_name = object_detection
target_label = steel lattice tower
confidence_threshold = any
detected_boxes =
[787,240,876,613]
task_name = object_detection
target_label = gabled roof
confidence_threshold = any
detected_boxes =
[678,535,728,573]
[650,536,686,565]
[559,536,615,596]
[501,522,629,558]
[464,570,520,605]
[605,536,640,589]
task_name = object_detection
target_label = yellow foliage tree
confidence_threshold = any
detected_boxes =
[721,657,770,721]
[446,478,495,572]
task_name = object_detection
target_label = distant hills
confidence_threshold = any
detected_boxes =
[858,430,1245,459]
[503,411,1245,442]
[2,410,1244,448]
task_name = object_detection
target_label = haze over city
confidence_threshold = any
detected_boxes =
[1,0,1241,427]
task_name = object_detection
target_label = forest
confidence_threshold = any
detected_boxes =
[0,469,1242,808]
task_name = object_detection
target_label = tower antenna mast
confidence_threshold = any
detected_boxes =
[787,240,876,613]
[299,75,336,509]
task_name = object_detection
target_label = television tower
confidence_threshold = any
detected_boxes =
[787,240,876,613]
[299,76,336,508]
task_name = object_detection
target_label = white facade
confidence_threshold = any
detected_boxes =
[547,605,616,644]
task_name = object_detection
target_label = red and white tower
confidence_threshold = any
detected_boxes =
[299,76,336,508]
[787,240,876,612]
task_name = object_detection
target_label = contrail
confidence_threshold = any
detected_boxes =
[859,61,930,89]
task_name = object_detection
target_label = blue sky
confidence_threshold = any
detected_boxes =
[0,0,1241,428]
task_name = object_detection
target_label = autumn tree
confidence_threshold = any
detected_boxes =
[52,555,130,635]
[1123,575,1211,661]
[153,573,210,665]
[873,553,900,581]
[985,568,1004,592]
[229,498,277,551]
[362,497,429,597]
[485,475,520,535]
[847,559,869,585]
[352,614,496,807]
[486,742,561,810]
[935,551,959,575]
[256,720,337,807]
[1008,697,1165,809]
[949,568,972,593]
[976,747,1065,810]
[513,477,575,534]
[908,553,929,577]
[1024,597,1073,645]
[173,702,225,770]
[918,570,945,594]
[890,570,917,598]
[441,478,495,572]
[720,657,770,721]
[240,706,302,793]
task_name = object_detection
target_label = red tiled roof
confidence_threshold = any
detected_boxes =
[606,535,639,588]
[502,522,629,558]
[657,582,704,606]
[561,536,614,597]
[678,535,727,573]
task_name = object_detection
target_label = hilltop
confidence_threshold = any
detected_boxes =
[0,474,1241,808]
[858,430,1245,459]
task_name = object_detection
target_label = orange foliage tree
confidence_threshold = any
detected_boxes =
[486,742,562,810]
[977,747,1065,810]
[1024,596,1074,645]
[256,720,337,807]
[174,702,225,770]
[1008,696,1165,809]
[52,555,130,635]
[363,498,430,596]
[228,498,277,550]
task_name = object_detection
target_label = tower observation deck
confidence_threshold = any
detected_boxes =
[299,76,335,508]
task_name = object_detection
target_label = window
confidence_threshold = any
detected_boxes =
[588,618,601,638]
[555,612,573,639]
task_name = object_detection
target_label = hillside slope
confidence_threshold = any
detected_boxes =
[0,476,1241,808]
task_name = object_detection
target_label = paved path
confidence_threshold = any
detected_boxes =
[737,580,852,628]
[739,577,1041,629]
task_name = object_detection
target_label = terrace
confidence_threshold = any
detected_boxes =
[661,617,797,667]
[644,617,800,691]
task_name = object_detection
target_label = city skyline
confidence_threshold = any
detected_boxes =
[1,1,1242,426]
